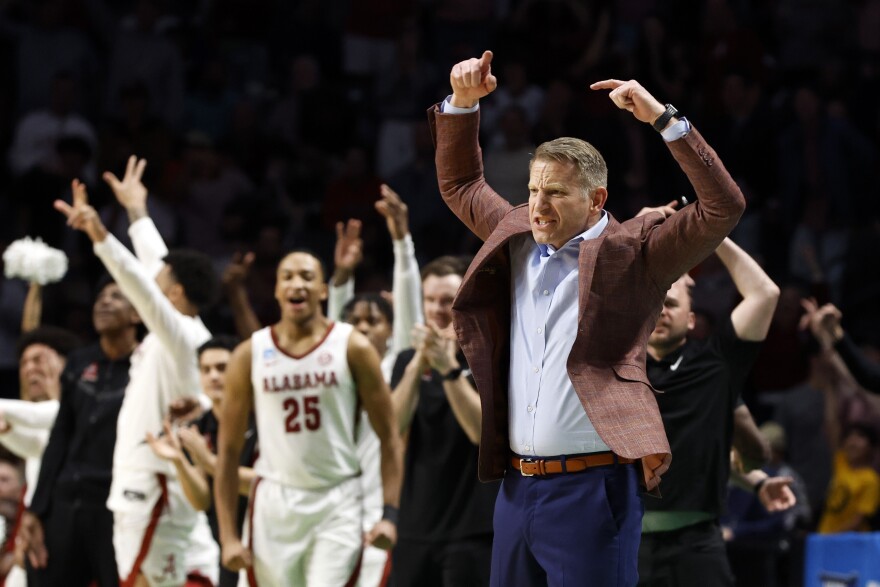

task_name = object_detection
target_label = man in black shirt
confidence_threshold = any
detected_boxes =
[389,256,499,587]
[638,237,780,587]
[175,336,257,587]
[21,279,140,586]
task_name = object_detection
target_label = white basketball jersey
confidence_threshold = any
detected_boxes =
[251,323,361,489]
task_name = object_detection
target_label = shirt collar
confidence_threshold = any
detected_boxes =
[538,211,608,257]
[647,341,688,369]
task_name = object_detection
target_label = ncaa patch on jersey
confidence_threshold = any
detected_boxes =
[263,347,278,365]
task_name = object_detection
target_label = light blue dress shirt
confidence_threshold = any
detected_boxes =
[508,213,611,457]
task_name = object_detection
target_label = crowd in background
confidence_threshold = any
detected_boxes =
[1,0,880,585]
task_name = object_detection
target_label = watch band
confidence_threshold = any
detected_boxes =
[442,366,464,381]
[652,103,679,132]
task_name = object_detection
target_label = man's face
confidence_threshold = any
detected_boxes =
[423,274,462,330]
[528,159,602,249]
[843,429,873,466]
[649,277,695,352]
[19,343,65,402]
[274,253,328,323]
[93,282,138,334]
[346,301,392,356]
[199,348,231,413]
[0,462,22,502]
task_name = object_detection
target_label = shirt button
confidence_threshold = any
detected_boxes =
[527,405,534,413]
[533,366,539,373]
[536,328,543,334]
[543,289,550,296]
[524,445,531,451]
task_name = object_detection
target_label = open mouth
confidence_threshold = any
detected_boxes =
[533,218,555,228]
[287,295,307,309]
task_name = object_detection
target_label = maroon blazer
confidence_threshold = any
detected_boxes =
[428,106,746,490]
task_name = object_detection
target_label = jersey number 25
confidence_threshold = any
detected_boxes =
[283,396,321,432]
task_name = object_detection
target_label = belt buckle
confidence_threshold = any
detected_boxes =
[520,458,535,476]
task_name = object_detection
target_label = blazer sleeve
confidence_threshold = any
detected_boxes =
[427,104,513,241]
[641,126,747,289]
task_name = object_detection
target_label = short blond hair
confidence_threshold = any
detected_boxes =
[531,138,608,196]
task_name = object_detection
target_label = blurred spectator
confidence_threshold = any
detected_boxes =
[788,198,849,304]
[772,349,836,525]
[105,0,185,128]
[751,284,813,396]
[7,72,97,180]
[0,0,97,115]
[701,72,776,204]
[532,80,585,146]
[724,422,811,587]
[173,133,253,261]
[772,0,850,74]
[374,26,439,121]
[266,54,355,157]
[342,0,413,81]
[427,0,494,69]
[386,124,472,264]
[0,265,26,398]
[185,55,238,142]
[483,105,534,205]
[99,82,174,183]
[481,60,545,134]
[10,136,94,248]
[321,146,385,268]
[817,420,880,533]
[777,86,877,233]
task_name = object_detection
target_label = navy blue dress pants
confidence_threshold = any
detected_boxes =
[490,461,643,587]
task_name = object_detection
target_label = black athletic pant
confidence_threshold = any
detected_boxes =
[27,495,118,587]
[391,535,493,587]
[638,520,735,587]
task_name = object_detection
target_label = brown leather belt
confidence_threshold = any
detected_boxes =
[511,453,635,476]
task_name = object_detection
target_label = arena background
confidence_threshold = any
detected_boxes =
[1,1,879,584]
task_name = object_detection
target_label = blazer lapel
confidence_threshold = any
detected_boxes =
[460,206,531,289]
[577,234,607,324]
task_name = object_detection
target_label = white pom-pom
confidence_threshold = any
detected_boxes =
[2,237,69,285]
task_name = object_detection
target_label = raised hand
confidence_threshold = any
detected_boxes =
[145,419,185,463]
[449,50,498,108]
[416,322,459,376]
[332,219,363,286]
[223,252,256,289]
[103,155,149,222]
[590,79,667,127]
[800,298,844,348]
[636,199,679,219]
[375,184,409,241]
[54,179,108,243]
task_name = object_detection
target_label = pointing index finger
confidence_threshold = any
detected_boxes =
[590,79,625,91]
[479,50,494,70]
